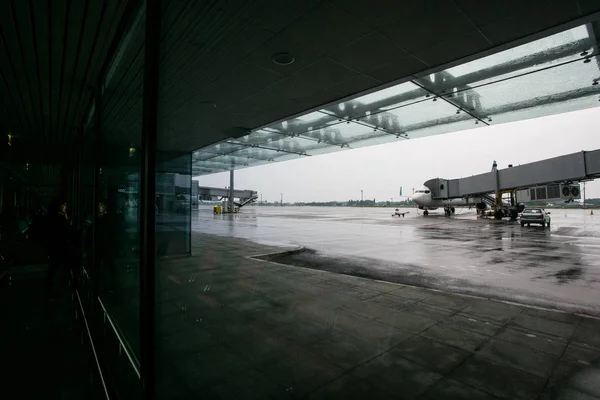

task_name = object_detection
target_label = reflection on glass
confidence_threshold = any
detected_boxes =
[156,153,192,257]
[96,7,145,362]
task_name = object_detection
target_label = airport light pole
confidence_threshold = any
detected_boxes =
[361,189,363,206]
[280,193,283,206]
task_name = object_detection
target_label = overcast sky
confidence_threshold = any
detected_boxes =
[195,107,600,203]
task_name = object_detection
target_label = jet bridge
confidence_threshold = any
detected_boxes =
[425,150,600,200]
[197,186,258,209]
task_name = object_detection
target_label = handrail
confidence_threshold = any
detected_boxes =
[75,289,111,400]
[98,296,141,379]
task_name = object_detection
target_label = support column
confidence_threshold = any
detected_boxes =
[140,0,161,397]
[229,169,234,212]
[92,81,102,315]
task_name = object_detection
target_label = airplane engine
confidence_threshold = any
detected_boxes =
[476,202,487,211]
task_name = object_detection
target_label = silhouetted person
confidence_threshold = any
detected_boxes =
[45,199,71,297]
[85,199,118,291]
[100,200,119,290]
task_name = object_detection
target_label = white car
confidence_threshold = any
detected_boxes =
[520,208,551,227]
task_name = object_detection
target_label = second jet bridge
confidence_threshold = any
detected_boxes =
[425,149,600,200]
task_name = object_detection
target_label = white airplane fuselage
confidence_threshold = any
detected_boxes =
[412,185,480,211]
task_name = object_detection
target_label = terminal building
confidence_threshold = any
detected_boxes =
[1,1,600,399]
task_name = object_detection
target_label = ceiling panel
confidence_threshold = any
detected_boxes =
[412,29,492,67]
[330,31,410,75]
[379,0,478,53]
[329,0,428,30]
[455,0,581,44]
[328,74,382,98]
[292,58,360,91]
[283,1,373,55]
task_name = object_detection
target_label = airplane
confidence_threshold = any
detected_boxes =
[411,160,498,216]
[412,185,482,216]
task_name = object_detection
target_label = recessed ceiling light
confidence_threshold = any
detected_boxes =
[272,52,295,65]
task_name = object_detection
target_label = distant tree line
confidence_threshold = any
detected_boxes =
[288,199,415,207]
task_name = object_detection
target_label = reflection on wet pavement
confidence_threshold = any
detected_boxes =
[193,206,600,316]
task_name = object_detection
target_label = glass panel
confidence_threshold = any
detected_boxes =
[97,3,145,385]
[156,153,191,257]
[406,118,482,140]
[416,25,594,93]
[457,55,600,126]
[347,132,407,149]
[275,110,342,135]
[157,3,199,399]
[365,97,464,136]
[194,142,247,158]
[322,81,426,119]
[79,123,95,320]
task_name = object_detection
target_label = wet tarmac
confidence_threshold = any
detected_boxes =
[192,206,600,316]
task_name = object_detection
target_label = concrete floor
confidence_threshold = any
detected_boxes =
[156,232,600,400]
[193,207,600,316]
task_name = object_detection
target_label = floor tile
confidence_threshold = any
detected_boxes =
[494,326,567,356]
[421,292,472,312]
[206,368,289,400]
[306,374,396,399]
[341,299,397,320]
[331,309,414,349]
[369,293,419,309]
[390,286,434,301]
[352,350,443,398]
[254,348,344,398]
[402,303,456,322]
[523,308,582,325]
[310,333,383,370]
[477,338,560,378]
[394,335,471,374]
[459,300,524,323]
[510,314,577,340]
[572,325,600,350]
[442,313,504,337]
[450,356,546,399]
[421,324,489,352]
[274,318,335,345]
[568,367,600,397]
[562,343,600,366]
[376,309,437,333]
[419,378,499,400]
[176,344,249,390]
